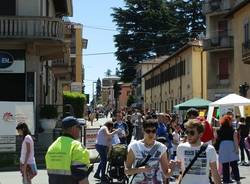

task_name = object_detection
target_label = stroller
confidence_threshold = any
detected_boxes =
[106,144,129,184]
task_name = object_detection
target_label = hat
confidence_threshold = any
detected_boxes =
[62,116,84,128]
[186,108,199,117]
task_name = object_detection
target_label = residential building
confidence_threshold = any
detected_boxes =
[202,0,250,100]
[119,83,132,108]
[134,56,168,109]
[142,41,207,112]
[101,75,120,108]
[226,1,250,97]
[0,1,72,120]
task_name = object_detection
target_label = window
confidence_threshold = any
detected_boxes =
[218,58,229,80]
[0,0,16,15]
[218,20,228,38]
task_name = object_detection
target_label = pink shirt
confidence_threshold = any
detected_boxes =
[20,135,35,164]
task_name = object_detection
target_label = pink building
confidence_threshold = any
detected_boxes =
[119,83,132,108]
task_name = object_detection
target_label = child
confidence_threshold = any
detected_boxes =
[16,122,37,184]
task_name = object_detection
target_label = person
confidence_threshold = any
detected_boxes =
[16,122,37,184]
[131,109,143,140]
[125,119,171,184]
[113,111,129,144]
[45,116,90,184]
[94,121,120,182]
[237,117,250,166]
[217,115,240,184]
[185,108,214,144]
[126,115,134,145]
[175,119,221,184]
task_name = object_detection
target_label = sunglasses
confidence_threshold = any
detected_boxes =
[145,129,156,134]
[185,130,196,136]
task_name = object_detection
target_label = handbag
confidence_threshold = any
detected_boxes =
[177,143,208,184]
[129,142,160,184]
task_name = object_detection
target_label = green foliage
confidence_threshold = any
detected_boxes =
[112,0,205,82]
[127,95,135,107]
[40,105,58,119]
[105,69,112,76]
[63,91,86,118]
[114,81,122,99]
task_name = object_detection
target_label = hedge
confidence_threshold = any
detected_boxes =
[63,91,86,118]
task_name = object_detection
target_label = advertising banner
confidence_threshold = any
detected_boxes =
[0,102,34,152]
[84,128,99,149]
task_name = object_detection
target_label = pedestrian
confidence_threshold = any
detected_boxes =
[217,115,241,184]
[45,116,90,184]
[94,121,120,182]
[125,119,171,184]
[237,117,250,166]
[16,122,37,184]
[113,111,129,144]
[175,119,221,184]
[126,115,134,145]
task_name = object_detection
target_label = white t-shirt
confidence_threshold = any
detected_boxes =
[172,131,180,152]
[128,140,167,184]
[20,135,35,164]
[177,142,217,184]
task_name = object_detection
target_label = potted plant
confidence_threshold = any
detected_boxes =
[39,105,58,130]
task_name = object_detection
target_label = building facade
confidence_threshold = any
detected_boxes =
[0,0,72,121]
[143,41,207,112]
[203,0,250,100]
[227,1,250,96]
[134,56,168,108]
[101,75,120,108]
[119,83,132,108]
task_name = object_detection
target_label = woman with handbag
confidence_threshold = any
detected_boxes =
[16,122,37,184]
[217,115,241,184]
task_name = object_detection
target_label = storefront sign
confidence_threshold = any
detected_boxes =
[0,135,16,152]
[0,51,25,73]
[71,82,82,92]
[84,128,99,149]
[0,102,35,136]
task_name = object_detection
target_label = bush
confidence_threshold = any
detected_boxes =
[63,91,86,118]
[40,105,58,119]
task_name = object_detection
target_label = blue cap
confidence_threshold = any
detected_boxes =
[62,116,84,128]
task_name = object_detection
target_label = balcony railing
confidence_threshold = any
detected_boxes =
[0,16,64,41]
[203,36,233,51]
[202,0,233,14]
[242,41,250,64]
[52,59,68,67]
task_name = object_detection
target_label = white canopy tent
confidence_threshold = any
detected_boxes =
[207,93,250,123]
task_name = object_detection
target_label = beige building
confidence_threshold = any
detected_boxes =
[0,0,73,119]
[203,0,250,100]
[134,56,168,108]
[142,41,207,112]
[226,1,250,96]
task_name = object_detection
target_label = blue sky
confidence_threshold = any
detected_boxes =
[70,0,125,100]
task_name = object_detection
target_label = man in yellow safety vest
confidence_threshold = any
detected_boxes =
[45,116,90,184]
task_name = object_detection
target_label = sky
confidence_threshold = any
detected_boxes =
[70,0,125,101]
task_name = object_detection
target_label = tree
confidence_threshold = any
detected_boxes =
[115,67,121,76]
[96,78,102,103]
[127,95,135,107]
[112,0,205,82]
[105,69,112,76]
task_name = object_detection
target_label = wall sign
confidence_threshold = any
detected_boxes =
[0,51,25,73]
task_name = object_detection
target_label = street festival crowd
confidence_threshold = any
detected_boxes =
[16,107,250,184]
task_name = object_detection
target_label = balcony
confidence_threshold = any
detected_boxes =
[0,16,64,41]
[203,36,233,51]
[203,0,233,15]
[242,41,250,64]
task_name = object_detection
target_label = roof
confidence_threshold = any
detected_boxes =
[225,0,250,18]
[102,75,120,80]
[174,97,212,110]
[141,40,203,78]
